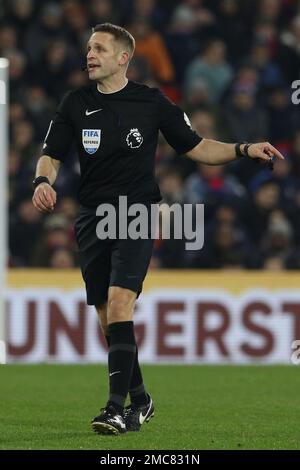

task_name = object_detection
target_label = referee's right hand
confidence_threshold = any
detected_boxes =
[32,183,57,213]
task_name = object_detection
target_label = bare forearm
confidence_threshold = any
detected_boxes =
[35,155,61,185]
[187,139,239,165]
[33,155,60,213]
[186,138,284,167]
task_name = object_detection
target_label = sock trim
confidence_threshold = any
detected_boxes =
[108,321,134,333]
[109,343,136,353]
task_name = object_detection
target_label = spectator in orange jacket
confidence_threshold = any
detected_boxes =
[128,18,175,84]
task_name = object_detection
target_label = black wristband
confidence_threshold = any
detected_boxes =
[32,176,50,190]
[244,143,253,158]
[235,142,246,158]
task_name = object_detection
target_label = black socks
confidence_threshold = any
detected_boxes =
[105,327,148,409]
[128,346,148,407]
[107,321,136,414]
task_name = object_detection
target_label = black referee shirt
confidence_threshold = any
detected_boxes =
[43,80,202,207]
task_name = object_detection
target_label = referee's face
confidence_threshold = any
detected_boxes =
[86,32,125,81]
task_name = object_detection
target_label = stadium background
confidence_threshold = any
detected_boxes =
[4,0,300,272]
[1,0,300,451]
[2,0,300,363]
[2,0,300,364]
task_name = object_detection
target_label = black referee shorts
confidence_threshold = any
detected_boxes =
[74,204,155,307]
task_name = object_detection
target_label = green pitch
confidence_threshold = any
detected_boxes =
[0,364,299,450]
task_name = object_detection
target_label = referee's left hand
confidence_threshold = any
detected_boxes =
[247,142,284,163]
[32,183,57,213]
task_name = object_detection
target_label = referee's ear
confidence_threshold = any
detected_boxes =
[118,50,130,67]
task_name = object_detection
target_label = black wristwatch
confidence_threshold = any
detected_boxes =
[235,142,253,159]
[244,143,253,157]
[32,176,51,190]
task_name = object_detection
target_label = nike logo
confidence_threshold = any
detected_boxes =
[139,411,147,425]
[139,397,152,425]
[109,371,121,377]
[85,108,102,116]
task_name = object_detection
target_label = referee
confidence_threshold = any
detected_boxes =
[32,23,284,435]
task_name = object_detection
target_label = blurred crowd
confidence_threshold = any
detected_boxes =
[2,0,300,270]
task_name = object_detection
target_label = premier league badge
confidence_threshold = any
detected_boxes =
[126,128,143,149]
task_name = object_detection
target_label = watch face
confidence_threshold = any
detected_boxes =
[33,177,49,188]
